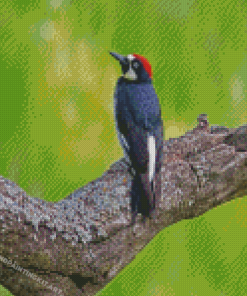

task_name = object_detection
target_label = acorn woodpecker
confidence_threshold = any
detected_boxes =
[110,52,163,223]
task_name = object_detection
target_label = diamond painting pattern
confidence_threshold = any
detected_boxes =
[0,0,246,295]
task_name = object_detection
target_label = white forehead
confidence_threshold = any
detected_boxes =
[127,54,135,61]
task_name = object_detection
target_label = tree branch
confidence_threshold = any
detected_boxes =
[0,115,247,295]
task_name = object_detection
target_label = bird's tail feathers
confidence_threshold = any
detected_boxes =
[131,172,154,219]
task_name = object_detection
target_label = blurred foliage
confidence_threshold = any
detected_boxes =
[0,0,246,200]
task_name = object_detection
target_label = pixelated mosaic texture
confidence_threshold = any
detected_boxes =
[0,0,246,295]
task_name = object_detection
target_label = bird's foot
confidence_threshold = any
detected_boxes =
[140,215,149,225]
[130,211,138,226]
[130,212,148,227]
[149,208,160,222]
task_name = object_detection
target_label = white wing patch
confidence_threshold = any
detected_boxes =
[120,133,129,150]
[118,131,131,165]
[148,135,156,182]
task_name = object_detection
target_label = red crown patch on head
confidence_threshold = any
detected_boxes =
[133,54,152,79]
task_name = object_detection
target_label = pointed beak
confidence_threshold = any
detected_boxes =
[109,52,128,66]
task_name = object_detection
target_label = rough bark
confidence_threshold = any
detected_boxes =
[0,115,247,296]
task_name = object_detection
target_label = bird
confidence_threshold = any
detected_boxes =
[110,52,164,224]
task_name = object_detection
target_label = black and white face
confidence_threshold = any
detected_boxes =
[110,52,150,82]
[122,54,140,81]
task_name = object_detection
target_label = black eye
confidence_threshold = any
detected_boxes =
[132,62,139,68]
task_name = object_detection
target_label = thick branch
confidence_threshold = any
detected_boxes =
[0,117,247,295]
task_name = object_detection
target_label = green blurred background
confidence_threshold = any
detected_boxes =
[0,0,246,201]
[0,1,246,295]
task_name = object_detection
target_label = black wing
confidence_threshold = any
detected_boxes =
[114,79,162,173]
